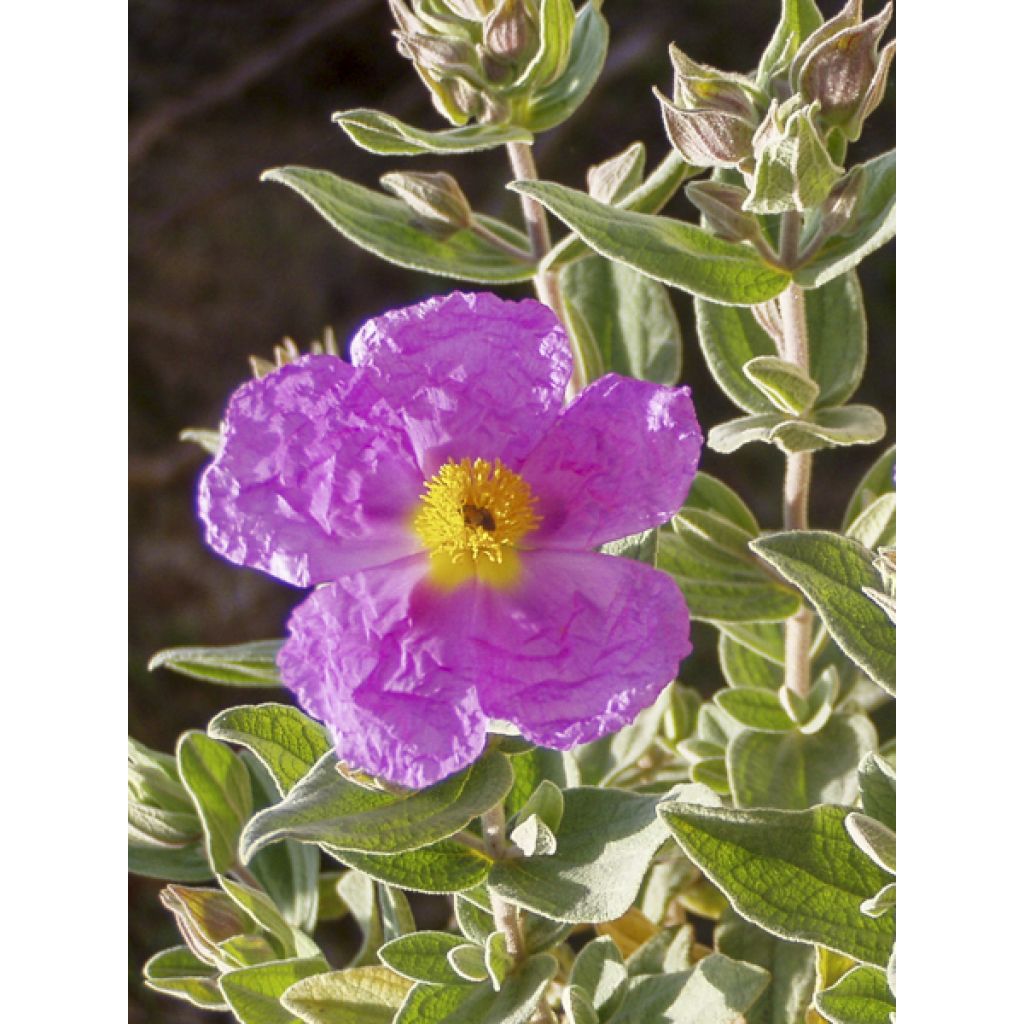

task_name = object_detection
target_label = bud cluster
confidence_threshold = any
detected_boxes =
[658,0,893,231]
[389,0,576,126]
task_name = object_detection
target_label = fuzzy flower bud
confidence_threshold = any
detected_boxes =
[655,44,762,169]
[791,0,894,140]
[380,170,474,234]
[685,180,760,242]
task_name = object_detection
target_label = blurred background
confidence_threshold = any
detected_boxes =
[128,1,894,1018]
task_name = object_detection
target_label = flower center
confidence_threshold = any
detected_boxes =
[413,458,540,579]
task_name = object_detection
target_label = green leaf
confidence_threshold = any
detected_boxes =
[719,635,784,690]
[544,150,699,273]
[455,892,495,945]
[659,531,802,623]
[845,494,896,550]
[842,447,896,531]
[144,945,225,1009]
[814,965,895,1024]
[857,754,896,831]
[516,0,575,93]
[695,272,866,413]
[244,752,321,933]
[149,640,283,687]
[860,882,895,918]
[606,953,770,1024]
[727,714,877,809]
[525,1,609,132]
[715,622,786,665]
[210,704,330,797]
[751,532,896,694]
[129,838,214,882]
[769,406,886,453]
[564,985,600,1024]
[489,784,718,923]
[706,413,785,454]
[510,180,791,304]
[757,0,825,88]
[796,151,895,288]
[219,874,301,960]
[743,356,819,415]
[569,936,627,1019]
[844,814,895,875]
[333,109,532,155]
[264,167,534,284]
[242,750,513,859]
[449,942,489,983]
[715,688,793,732]
[562,256,682,384]
[600,527,658,565]
[177,732,253,874]
[395,954,557,1024]
[379,931,467,986]
[716,910,815,1024]
[684,472,760,535]
[331,839,493,894]
[379,885,417,942]
[658,803,896,966]
[336,873,383,968]
[220,958,329,1024]
[516,779,565,834]
[281,966,412,1024]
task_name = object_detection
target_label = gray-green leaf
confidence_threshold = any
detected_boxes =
[265,167,535,284]
[658,802,895,966]
[334,109,532,155]
[510,180,791,304]
[814,965,895,1024]
[149,640,283,687]
[241,750,513,860]
[281,965,412,1024]
[220,957,329,1024]
[562,256,682,384]
[751,532,895,693]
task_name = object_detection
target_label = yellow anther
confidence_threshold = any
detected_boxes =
[412,458,540,587]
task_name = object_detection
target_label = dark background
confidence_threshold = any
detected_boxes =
[128,1,894,1018]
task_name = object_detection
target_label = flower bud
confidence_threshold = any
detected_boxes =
[817,165,866,237]
[396,32,482,83]
[159,886,252,969]
[656,87,755,169]
[484,0,535,63]
[685,180,760,242]
[668,43,761,120]
[380,170,474,233]
[792,1,893,139]
[744,100,842,214]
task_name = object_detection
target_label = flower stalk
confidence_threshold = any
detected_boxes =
[779,211,814,698]
[481,804,527,962]
[506,141,586,400]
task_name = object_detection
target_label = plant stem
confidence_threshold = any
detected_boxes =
[481,804,527,962]
[779,211,814,698]
[506,141,586,400]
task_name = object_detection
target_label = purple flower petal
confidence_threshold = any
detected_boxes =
[350,292,572,474]
[278,556,488,788]
[521,374,703,548]
[199,356,424,587]
[467,550,691,748]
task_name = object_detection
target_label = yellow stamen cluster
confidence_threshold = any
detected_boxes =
[413,457,540,566]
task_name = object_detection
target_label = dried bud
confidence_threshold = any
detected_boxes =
[484,0,535,63]
[793,1,893,139]
[744,100,842,214]
[669,43,761,120]
[656,87,755,168]
[685,180,759,242]
[587,142,646,204]
[380,170,473,233]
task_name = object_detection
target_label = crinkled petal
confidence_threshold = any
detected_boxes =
[520,374,703,549]
[350,291,572,474]
[467,550,691,748]
[199,356,424,587]
[278,556,487,788]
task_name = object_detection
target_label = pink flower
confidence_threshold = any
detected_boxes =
[200,292,702,788]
